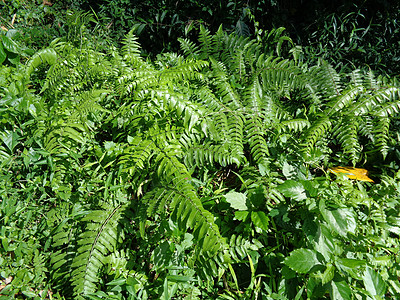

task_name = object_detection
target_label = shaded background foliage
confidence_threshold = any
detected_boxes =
[2,0,400,73]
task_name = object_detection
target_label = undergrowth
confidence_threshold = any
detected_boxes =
[0,19,400,299]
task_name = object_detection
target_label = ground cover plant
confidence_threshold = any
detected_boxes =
[1,10,400,300]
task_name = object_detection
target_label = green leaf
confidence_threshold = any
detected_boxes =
[251,211,269,231]
[362,267,387,297]
[319,200,356,237]
[6,51,19,65]
[235,210,249,221]
[2,130,20,153]
[0,43,6,64]
[225,191,247,210]
[320,263,335,285]
[167,275,194,282]
[314,224,337,261]
[258,161,269,176]
[335,258,366,269]
[1,35,20,53]
[284,248,320,273]
[277,180,306,201]
[22,290,38,297]
[282,161,296,179]
[330,280,352,300]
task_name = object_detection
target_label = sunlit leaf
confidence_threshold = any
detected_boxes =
[1,34,20,53]
[329,166,374,182]
[224,191,247,210]
[330,280,352,300]
[319,200,356,237]
[284,248,321,273]
[362,267,387,297]
[277,180,306,201]
[251,211,269,231]
[0,43,6,64]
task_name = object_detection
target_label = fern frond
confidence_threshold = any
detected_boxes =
[178,37,201,58]
[365,69,379,90]
[141,154,228,255]
[302,116,331,153]
[310,62,343,99]
[332,117,361,163]
[184,143,240,167]
[70,205,123,296]
[117,69,158,95]
[372,101,400,117]
[350,87,399,116]
[243,77,269,162]
[121,29,142,64]
[245,116,269,162]
[26,48,57,78]
[198,25,213,59]
[119,138,156,173]
[211,58,242,110]
[227,115,246,165]
[159,59,208,83]
[279,119,311,133]
[373,117,391,158]
[326,86,363,116]
[259,57,303,92]
[349,69,364,87]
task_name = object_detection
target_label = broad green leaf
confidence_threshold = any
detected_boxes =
[0,43,6,64]
[22,290,38,297]
[330,280,352,300]
[321,263,335,285]
[235,210,249,221]
[277,180,306,201]
[314,224,338,261]
[319,200,356,237]
[335,257,366,279]
[225,191,247,210]
[282,161,296,179]
[284,248,320,273]
[294,286,305,300]
[301,179,319,197]
[258,160,269,176]
[362,267,387,297]
[2,130,19,153]
[251,211,269,231]
[335,258,366,269]
[6,51,19,65]
[369,255,391,267]
[1,35,19,53]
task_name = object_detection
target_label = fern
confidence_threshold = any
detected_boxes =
[302,116,332,153]
[71,206,123,296]
[18,26,400,299]
[121,29,142,64]
[51,204,125,298]
[373,117,391,158]
[26,48,57,78]
[198,25,213,59]
[178,37,200,59]
[243,77,270,163]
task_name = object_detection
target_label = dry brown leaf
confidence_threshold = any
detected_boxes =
[0,276,13,292]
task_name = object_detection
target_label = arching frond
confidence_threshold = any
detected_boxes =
[121,29,142,64]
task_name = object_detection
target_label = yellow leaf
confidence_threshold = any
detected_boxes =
[329,166,374,182]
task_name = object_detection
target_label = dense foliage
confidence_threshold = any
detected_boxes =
[1,2,400,299]
[2,0,399,74]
